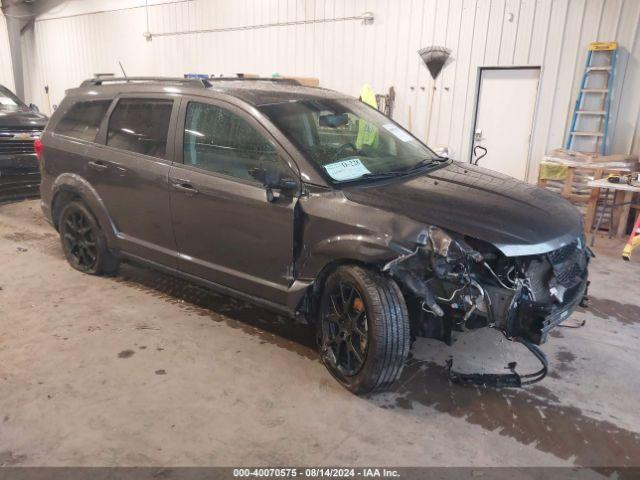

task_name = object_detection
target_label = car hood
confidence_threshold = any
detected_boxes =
[342,161,583,257]
[0,109,48,129]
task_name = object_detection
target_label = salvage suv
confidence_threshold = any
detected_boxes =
[39,77,590,394]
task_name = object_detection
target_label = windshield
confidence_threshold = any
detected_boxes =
[259,98,440,183]
[0,85,27,111]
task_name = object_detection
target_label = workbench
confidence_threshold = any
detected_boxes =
[586,178,640,241]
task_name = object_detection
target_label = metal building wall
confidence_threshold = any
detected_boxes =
[21,0,640,182]
[0,14,15,91]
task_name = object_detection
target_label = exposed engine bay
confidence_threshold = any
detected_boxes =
[384,226,592,387]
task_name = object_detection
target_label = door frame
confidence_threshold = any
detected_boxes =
[171,94,302,179]
[469,66,542,181]
[168,94,302,304]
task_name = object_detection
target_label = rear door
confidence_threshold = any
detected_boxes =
[45,98,113,190]
[86,94,180,266]
[169,97,299,304]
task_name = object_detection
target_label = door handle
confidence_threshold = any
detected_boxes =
[172,181,199,195]
[88,160,108,171]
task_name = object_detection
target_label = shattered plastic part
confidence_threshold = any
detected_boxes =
[427,226,456,258]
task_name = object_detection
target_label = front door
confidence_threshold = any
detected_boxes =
[472,67,540,180]
[86,95,179,266]
[169,98,299,304]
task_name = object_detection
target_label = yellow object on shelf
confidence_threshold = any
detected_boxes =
[589,41,617,51]
[538,162,569,181]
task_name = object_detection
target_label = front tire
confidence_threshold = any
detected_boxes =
[58,201,119,275]
[317,266,410,395]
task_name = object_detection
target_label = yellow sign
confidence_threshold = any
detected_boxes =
[588,41,617,51]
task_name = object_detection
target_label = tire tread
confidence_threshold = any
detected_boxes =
[322,265,410,395]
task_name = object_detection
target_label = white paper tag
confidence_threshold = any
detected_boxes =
[324,158,371,181]
[383,123,414,142]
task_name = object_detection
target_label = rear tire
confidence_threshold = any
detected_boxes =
[317,265,410,395]
[58,201,119,275]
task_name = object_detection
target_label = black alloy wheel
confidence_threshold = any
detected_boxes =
[58,201,119,275]
[61,207,98,270]
[321,281,369,376]
[318,266,410,395]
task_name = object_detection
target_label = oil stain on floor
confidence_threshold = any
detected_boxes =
[114,263,640,469]
[379,358,640,469]
[578,297,640,326]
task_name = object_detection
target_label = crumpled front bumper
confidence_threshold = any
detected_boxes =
[486,268,589,345]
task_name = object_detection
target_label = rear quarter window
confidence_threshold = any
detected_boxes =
[106,98,173,159]
[54,100,112,142]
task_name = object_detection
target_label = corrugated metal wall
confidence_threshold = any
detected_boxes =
[0,14,15,91]
[21,0,640,182]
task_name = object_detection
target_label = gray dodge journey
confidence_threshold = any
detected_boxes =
[39,77,590,394]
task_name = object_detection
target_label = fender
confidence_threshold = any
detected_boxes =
[295,189,427,283]
[290,233,416,319]
[298,233,409,282]
[50,173,119,249]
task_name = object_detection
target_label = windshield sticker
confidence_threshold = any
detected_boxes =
[383,123,414,142]
[324,158,371,181]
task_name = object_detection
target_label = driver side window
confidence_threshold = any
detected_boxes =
[183,101,289,182]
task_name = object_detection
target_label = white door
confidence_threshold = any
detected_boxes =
[472,68,540,180]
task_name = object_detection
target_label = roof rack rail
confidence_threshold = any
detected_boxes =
[207,77,301,86]
[80,77,211,88]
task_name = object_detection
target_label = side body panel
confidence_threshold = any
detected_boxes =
[40,87,423,316]
[82,93,181,266]
[169,95,300,304]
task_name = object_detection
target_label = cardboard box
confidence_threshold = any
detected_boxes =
[282,76,320,87]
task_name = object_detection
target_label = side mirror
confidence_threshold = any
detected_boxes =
[265,177,299,203]
[29,103,39,113]
[249,166,299,202]
[276,178,299,193]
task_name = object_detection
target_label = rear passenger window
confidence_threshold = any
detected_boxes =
[54,100,111,142]
[107,98,173,158]
[183,101,286,182]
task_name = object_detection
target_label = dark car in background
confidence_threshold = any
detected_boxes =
[0,84,48,201]
[38,77,590,395]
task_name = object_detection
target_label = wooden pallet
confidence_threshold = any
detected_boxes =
[538,165,633,235]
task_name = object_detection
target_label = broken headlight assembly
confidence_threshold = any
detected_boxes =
[384,227,591,388]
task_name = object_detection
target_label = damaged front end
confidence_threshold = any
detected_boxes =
[385,226,591,387]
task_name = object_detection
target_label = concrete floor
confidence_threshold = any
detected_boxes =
[1,199,639,468]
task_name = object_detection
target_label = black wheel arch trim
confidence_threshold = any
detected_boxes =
[49,173,118,250]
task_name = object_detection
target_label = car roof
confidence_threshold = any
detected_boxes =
[68,78,352,107]
[208,80,351,106]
